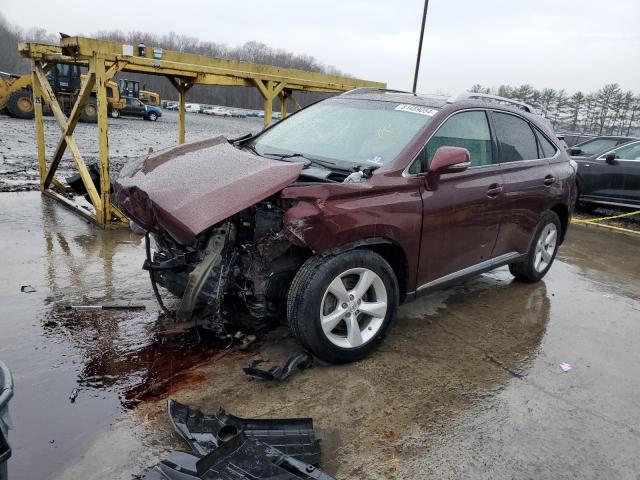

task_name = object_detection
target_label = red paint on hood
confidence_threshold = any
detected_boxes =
[114,136,303,244]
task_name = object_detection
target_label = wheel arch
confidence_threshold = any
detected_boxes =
[320,237,409,303]
[550,203,569,244]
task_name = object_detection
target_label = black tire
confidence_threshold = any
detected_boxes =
[6,88,34,119]
[147,112,158,121]
[509,211,561,283]
[110,109,120,119]
[287,249,399,363]
[80,99,98,123]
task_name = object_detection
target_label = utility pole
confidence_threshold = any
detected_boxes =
[412,0,430,94]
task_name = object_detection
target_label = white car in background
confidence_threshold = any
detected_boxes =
[203,106,232,117]
[185,104,201,113]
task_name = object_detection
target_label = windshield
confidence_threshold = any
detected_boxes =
[250,98,438,168]
[574,138,625,156]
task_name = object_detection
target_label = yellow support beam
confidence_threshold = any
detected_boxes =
[30,60,46,186]
[19,36,385,229]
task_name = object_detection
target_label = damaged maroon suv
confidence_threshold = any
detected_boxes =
[115,89,576,363]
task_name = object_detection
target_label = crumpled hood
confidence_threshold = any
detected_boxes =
[114,136,303,244]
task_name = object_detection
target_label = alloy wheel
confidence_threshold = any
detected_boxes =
[320,268,388,349]
[534,223,557,272]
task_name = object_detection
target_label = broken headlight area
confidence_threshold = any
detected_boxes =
[145,198,311,333]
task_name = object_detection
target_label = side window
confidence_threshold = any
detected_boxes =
[612,143,640,161]
[425,111,493,169]
[535,129,558,158]
[492,112,539,162]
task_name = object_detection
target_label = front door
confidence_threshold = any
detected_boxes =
[415,110,504,289]
[589,142,640,205]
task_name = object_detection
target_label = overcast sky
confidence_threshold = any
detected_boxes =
[3,0,639,94]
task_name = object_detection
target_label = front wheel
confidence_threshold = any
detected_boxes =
[509,211,561,282]
[147,112,158,121]
[287,249,398,363]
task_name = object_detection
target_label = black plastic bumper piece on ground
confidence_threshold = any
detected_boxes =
[140,435,336,480]
[140,452,200,480]
[243,352,314,381]
[167,399,321,464]
[196,432,335,480]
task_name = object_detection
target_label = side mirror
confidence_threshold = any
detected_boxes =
[569,148,582,156]
[428,146,471,175]
[605,153,617,164]
[425,146,470,191]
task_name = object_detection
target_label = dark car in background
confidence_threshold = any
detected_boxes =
[111,97,162,121]
[115,90,576,363]
[575,139,640,209]
[569,135,637,158]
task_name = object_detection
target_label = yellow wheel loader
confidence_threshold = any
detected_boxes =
[118,78,161,106]
[0,65,124,122]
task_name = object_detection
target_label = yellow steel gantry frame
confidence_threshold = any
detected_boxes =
[19,36,385,229]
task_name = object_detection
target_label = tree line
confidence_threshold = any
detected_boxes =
[469,83,640,136]
[0,14,339,110]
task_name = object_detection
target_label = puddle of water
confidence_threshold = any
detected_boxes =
[0,192,229,479]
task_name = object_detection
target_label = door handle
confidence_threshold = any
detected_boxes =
[543,175,555,186]
[487,184,503,198]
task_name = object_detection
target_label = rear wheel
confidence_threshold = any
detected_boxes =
[79,99,98,123]
[110,108,120,119]
[509,211,561,282]
[287,249,398,363]
[6,88,34,119]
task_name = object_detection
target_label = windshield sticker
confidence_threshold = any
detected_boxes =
[394,104,438,116]
[366,156,383,165]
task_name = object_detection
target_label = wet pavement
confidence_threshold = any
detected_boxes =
[0,191,639,479]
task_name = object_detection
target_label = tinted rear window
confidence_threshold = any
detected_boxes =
[493,112,539,162]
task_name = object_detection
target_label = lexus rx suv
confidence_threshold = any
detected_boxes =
[115,89,576,363]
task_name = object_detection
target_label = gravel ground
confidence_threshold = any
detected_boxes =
[0,110,263,192]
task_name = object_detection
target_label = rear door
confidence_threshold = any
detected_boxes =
[416,110,505,288]
[489,111,555,256]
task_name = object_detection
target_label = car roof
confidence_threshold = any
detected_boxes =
[574,135,637,147]
[338,88,552,131]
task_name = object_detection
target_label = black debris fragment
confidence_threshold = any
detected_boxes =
[66,304,146,311]
[196,432,335,480]
[140,401,335,480]
[243,352,314,381]
[168,399,321,464]
[20,285,36,293]
[140,451,200,480]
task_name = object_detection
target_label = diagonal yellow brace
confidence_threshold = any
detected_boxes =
[43,72,96,188]
[34,64,103,214]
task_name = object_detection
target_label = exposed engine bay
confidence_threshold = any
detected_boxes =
[144,197,311,333]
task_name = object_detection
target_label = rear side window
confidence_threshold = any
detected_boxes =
[425,111,493,169]
[492,112,539,162]
[536,130,558,158]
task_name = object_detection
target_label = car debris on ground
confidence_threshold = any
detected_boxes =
[139,399,334,479]
[243,352,314,381]
[19,285,36,293]
[66,304,146,311]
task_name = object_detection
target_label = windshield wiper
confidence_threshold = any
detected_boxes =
[261,152,351,172]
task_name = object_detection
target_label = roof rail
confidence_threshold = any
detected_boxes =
[449,92,540,114]
[342,87,416,96]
